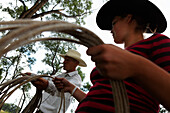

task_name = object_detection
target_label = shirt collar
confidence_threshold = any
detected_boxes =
[67,71,78,77]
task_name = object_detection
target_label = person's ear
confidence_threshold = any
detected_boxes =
[125,14,133,23]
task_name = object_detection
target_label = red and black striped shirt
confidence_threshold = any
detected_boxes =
[76,33,170,113]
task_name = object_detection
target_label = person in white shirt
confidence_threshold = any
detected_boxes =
[30,49,87,113]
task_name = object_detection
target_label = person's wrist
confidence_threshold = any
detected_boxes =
[69,85,76,94]
[71,86,78,96]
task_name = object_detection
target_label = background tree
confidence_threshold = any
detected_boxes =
[0,0,93,112]
[1,103,20,113]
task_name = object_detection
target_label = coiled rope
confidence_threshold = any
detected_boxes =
[0,19,130,113]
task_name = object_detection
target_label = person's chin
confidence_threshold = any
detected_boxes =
[114,40,122,44]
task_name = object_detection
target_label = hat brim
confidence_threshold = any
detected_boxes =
[96,0,167,33]
[59,54,87,67]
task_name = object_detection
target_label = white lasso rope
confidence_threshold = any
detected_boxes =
[0,19,130,113]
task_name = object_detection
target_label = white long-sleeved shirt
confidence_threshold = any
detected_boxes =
[39,71,82,113]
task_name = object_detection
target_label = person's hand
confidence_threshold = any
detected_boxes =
[87,44,139,80]
[24,72,48,90]
[53,77,75,93]
[32,78,48,90]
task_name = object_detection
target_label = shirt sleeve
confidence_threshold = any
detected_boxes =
[45,80,59,96]
[151,34,170,72]
[44,72,82,96]
[43,75,60,96]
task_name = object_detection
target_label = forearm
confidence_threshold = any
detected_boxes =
[132,55,170,110]
[69,85,86,102]
[72,87,86,102]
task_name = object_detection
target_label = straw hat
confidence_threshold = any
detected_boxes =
[96,0,167,33]
[59,49,87,67]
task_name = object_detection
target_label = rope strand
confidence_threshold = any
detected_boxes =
[0,19,130,113]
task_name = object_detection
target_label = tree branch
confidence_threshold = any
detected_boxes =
[20,0,48,19]
[51,45,59,75]
[31,9,87,19]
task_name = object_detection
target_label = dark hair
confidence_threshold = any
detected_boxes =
[131,15,149,33]
[119,13,154,33]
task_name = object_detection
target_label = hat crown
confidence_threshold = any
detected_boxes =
[65,49,81,59]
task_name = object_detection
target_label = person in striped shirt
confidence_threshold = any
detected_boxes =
[53,0,170,112]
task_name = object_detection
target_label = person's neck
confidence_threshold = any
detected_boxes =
[66,69,76,73]
[124,33,144,48]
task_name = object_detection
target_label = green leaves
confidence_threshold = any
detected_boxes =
[2,5,28,19]
[1,0,93,24]
[2,103,20,113]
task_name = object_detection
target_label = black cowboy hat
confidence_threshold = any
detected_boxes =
[96,0,167,33]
